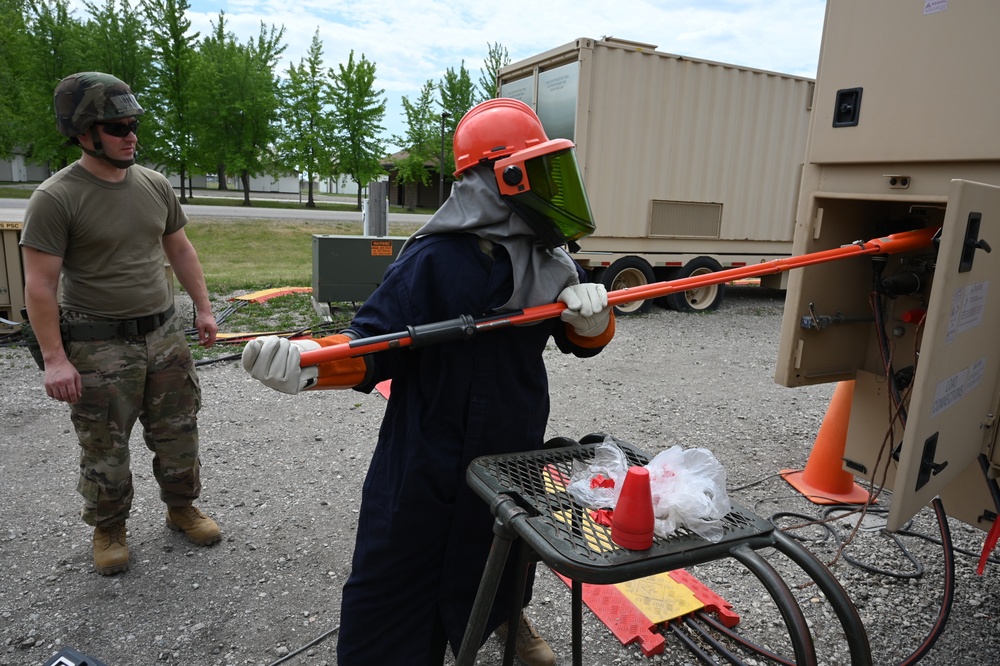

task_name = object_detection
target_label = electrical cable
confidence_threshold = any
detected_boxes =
[768,507,923,579]
[769,510,838,545]
[895,498,955,666]
[182,299,354,362]
[706,487,955,666]
[266,624,340,666]
[664,620,720,665]
[194,353,243,367]
[894,525,1000,565]
[830,509,924,579]
[693,612,796,666]
[870,258,907,418]
[726,472,784,493]
[681,615,759,666]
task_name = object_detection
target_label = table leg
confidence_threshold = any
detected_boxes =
[572,579,583,666]
[457,496,527,666]
[772,531,873,665]
[501,540,532,666]
[729,544,818,666]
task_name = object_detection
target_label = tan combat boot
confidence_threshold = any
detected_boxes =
[93,522,129,575]
[495,611,556,666]
[166,505,222,546]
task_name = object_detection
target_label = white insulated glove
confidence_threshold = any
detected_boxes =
[241,336,321,394]
[558,283,611,337]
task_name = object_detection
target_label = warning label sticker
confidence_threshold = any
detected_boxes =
[370,240,394,257]
[945,281,988,345]
[931,357,987,418]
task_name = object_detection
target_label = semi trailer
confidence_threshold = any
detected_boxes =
[498,37,815,313]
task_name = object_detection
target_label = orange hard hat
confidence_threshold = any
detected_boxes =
[452,98,548,177]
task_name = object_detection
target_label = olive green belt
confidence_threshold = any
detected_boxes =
[62,305,176,341]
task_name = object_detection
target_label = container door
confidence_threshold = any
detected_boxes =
[888,179,1000,531]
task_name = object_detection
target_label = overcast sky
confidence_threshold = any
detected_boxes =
[81,0,830,150]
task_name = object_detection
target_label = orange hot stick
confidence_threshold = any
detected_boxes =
[299,226,940,368]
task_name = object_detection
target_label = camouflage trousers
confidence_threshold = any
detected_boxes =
[64,311,203,527]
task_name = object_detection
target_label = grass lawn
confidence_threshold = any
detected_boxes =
[185,219,425,294]
[181,217,425,361]
[187,220,355,293]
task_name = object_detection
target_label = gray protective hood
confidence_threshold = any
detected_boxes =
[399,166,579,311]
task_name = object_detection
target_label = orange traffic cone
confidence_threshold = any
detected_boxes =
[781,380,871,505]
[612,467,655,550]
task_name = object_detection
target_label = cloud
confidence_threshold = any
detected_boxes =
[70,0,826,149]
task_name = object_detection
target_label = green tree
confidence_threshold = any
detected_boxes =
[81,0,153,92]
[477,41,510,103]
[0,0,31,158]
[278,29,336,208]
[142,0,199,201]
[438,61,476,186]
[191,14,285,206]
[392,79,437,211]
[237,21,286,205]
[188,12,234,190]
[326,50,387,211]
[21,0,88,170]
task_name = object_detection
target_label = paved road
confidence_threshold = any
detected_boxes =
[0,198,26,224]
[0,197,432,226]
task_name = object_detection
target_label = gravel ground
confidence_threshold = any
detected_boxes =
[3,286,1000,666]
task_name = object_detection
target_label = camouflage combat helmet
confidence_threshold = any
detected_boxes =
[53,72,144,138]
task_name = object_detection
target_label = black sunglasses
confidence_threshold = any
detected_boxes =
[96,119,139,138]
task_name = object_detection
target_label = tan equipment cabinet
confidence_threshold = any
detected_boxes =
[1,223,25,329]
[775,0,1000,532]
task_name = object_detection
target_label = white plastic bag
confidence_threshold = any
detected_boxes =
[646,445,731,543]
[566,437,628,509]
[567,437,731,543]
[567,438,629,508]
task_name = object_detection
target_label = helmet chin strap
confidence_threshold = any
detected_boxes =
[82,126,136,169]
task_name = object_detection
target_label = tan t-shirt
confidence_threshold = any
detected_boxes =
[20,163,186,318]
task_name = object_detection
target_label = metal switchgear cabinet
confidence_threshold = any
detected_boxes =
[311,235,406,305]
[775,0,1000,532]
[0,223,25,328]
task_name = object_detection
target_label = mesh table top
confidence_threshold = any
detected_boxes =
[467,438,776,584]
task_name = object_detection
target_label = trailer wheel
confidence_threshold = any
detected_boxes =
[665,257,726,312]
[601,257,655,315]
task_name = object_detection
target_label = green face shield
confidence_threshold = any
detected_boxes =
[496,142,596,250]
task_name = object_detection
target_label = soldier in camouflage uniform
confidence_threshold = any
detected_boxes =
[20,72,222,576]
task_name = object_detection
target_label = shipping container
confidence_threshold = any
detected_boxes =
[498,37,815,312]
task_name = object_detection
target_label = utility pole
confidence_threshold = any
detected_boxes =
[439,111,451,207]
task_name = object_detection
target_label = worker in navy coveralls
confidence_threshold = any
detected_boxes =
[242,98,616,665]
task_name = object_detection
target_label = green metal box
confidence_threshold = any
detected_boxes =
[311,235,406,303]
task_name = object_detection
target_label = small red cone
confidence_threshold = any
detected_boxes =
[611,467,655,550]
[781,380,872,505]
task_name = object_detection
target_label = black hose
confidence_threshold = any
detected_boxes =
[682,615,756,666]
[266,624,340,665]
[693,611,796,666]
[665,620,722,665]
[895,498,954,666]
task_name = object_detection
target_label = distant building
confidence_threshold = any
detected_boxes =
[319,175,361,196]
[381,150,450,210]
[164,173,208,189]
[0,153,50,183]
